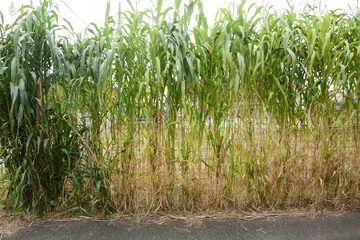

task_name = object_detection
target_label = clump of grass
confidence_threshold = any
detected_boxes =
[0,0,359,214]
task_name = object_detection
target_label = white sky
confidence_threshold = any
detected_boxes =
[1,0,359,32]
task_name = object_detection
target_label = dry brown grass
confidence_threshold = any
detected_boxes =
[107,120,360,214]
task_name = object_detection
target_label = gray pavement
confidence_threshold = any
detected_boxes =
[3,212,360,240]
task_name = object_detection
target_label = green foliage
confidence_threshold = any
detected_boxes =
[0,0,359,213]
[0,2,112,213]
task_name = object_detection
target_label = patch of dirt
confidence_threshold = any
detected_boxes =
[0,206,353,237]
[0,208,34,236]
[109,208,350,224]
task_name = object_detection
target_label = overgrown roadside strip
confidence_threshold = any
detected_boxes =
[0,0,359,215]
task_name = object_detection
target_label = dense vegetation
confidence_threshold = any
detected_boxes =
[0,0,359,214]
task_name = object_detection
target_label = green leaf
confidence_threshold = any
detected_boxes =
[0,67,7,74]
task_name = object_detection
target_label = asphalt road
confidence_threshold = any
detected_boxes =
[3,212,360,240]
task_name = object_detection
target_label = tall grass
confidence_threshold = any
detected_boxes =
[0,0,359,214]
